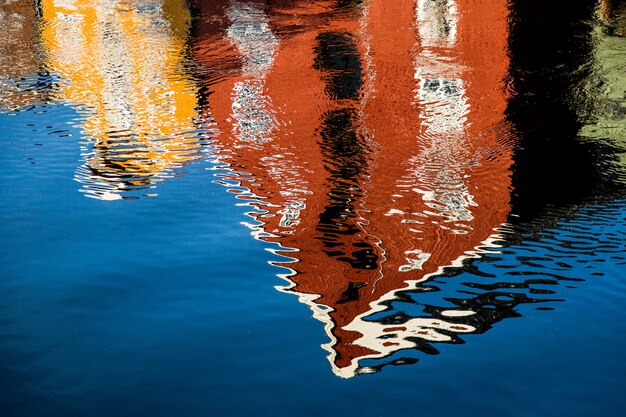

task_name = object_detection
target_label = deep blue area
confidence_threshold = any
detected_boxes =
[1,102,625,417]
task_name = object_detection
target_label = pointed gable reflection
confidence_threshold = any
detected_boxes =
[192,0,514,377]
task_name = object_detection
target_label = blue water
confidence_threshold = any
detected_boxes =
[2,98,625,417]
[1,0,626,416]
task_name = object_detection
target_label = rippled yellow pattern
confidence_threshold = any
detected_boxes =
[40,0,201,199]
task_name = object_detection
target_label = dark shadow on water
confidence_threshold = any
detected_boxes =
[355,0,626,375]
[506,0,626,221]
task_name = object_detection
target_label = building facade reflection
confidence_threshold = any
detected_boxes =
[0,0,47,110]
[193,0,514,377]
[40,0,205,200]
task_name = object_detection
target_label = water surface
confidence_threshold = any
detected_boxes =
[1,0,625,416]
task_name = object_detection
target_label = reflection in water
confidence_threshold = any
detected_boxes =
[0,0,49,109]
[366,196,626,370]
[40,0,205,200]
[413,0,473,230]
[580,0,626,184]
[1,0,623,385]
[373,0,626,375]
[330,0,515,376]
[313,30,374,271]
[227,0,278,144]
[506,0,624,220]
[193,0,517,377]
[506,0,599,219]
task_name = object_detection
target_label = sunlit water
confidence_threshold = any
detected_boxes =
[1,0,625,416]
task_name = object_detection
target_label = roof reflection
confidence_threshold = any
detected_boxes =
[192,0,514,377]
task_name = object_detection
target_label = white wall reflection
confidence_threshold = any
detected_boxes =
[227,0,278,144]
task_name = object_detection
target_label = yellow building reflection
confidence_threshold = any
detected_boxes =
[40,0,203,200]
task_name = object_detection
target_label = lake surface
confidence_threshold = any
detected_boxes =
[1,0,625,416]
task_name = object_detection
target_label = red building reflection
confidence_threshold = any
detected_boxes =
[193,0,514,377]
